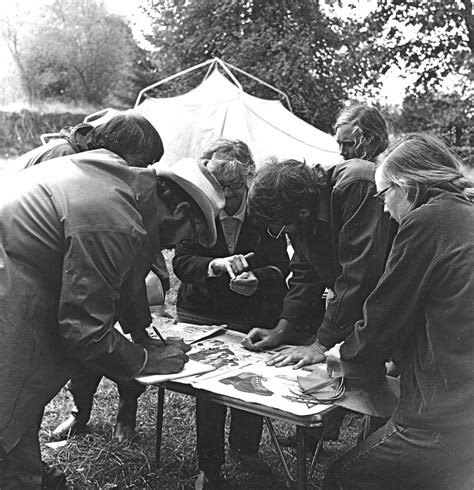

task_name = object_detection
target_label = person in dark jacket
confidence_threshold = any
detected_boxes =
[172,138,290,489]
[7,110,171,443]
[242,106,393,451]
[324,133,474,489]
[0,135,225,488]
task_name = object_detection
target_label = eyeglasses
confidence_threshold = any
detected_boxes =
[373,184,395,203]
[220,181,245,191]
[266,224,286,240]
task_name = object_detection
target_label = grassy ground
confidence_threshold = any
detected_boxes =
[38,250,362,489]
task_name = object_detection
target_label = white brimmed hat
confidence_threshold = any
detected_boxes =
[153,158,225,247]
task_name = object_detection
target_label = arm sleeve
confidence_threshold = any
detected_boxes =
[57,231,147,379]
[317,180,390,348]
[172,240,215,289]
[340,213,433,363]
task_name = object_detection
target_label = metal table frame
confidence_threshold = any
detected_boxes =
[153,381,335,489]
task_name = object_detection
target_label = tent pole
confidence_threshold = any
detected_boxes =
[134,59,216,107]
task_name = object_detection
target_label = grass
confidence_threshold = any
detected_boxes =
[39,250,362,489]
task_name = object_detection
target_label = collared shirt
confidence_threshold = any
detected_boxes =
[207,193,247,277]
[219,192,247,255]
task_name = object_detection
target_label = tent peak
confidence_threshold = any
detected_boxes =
[134,58,292,111]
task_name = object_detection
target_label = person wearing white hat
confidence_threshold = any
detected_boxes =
[0,138,224,489]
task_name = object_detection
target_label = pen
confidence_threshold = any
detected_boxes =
[152,326,167,345]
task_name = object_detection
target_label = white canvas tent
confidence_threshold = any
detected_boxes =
[134,59,341,167]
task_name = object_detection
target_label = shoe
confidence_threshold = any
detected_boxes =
[194,470,225,489]
[229,449,271,475]
[112,420,136,443]
[51,415,88,440]
[41,462,67,489]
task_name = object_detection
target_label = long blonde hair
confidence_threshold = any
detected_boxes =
[379,133,474,203]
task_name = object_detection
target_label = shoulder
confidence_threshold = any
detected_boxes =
[327,159,376,190]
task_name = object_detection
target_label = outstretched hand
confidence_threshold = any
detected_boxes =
[241,327,285,351]
[266,344,326,369]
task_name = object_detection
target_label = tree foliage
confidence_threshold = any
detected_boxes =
[363,0,473,93]
[140,0,364,132]
[0,0,142,106]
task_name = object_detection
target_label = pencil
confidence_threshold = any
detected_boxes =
[152,326,167,344]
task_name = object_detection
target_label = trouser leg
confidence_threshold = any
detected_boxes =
[67,368,102,425]
[115,378,146,428]
[325,418,474,490]
[0,410,44,489]
[228,408,263,455]
[196,398,227,472]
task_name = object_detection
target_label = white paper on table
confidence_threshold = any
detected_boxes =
[147,319,228,344]
[135,360,215,385]
[192,362,329,416]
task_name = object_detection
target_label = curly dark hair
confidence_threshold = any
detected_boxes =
[248,158,322,227]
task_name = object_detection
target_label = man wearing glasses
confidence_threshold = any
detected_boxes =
[173,138,290,488]
[242,105,395,448]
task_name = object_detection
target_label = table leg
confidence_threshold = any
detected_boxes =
[155,386,165,470]
[296,425,307,490]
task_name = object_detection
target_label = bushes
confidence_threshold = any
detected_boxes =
[0,110,87,158]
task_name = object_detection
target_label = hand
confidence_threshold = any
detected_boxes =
[324,342,341,360]
[266,342,326,369]
[141,341,191,375]
[210,254,251,280]
[241,327,285,351]
[229,271,259,296]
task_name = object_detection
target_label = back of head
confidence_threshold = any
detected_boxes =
[248,158,319,227]
[335,104,389,162]
[201,138,255,184]
[91,110,164,167]
[379,132,474,201]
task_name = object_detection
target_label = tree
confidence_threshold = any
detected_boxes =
[0,0,142,106]
[139,0,364,133]
[363,0,473,93]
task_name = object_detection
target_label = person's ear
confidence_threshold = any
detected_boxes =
[297,208,311,219]
[172,202,191,221]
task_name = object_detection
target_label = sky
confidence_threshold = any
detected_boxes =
[0,0,409,106]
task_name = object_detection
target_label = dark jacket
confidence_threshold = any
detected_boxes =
[0,150,161,452]
[341,185,474,430]
[281,159,393,347]
[7,129,170,330]
[173,217,290,330]
[9,123,95,172]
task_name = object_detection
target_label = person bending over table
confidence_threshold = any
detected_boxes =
[0,144,225,488]
[323,133,474,489]
[6,110,172,443]
[172,138,290,489]
[242,106,394,448]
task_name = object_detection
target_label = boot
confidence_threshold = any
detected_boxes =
[113,396,138,443]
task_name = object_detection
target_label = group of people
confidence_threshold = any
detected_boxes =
[0,103,472,490]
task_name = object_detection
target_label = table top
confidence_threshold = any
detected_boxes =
[142,324,339,425]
